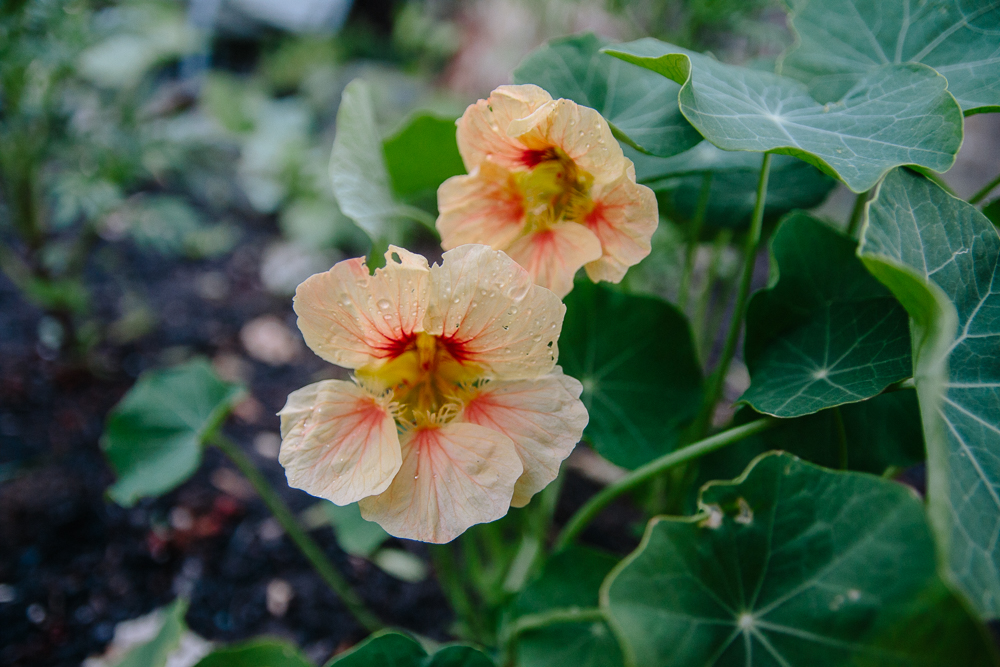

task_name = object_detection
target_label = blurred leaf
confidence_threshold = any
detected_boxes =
[861,168,1000,619]
[50,174,123,229]
[504,546,624,667]
[202,73,262,134]
[383,113,465,200]
[325,632,492,667]
[371,549,428,583]
[560,281,703,469]
[603,453,998,667]
[781,0,1000,114]
[194,639,314,667]
[115,599,188,667]
[629,143,835,230]
[238,99,312,214]
[102,359,243,506]
[699,391,925,485]
[323,501,390,557]
[741,212,912,417]
[513,33,701,158]
[984,199,999,226]
[605,41,963,192]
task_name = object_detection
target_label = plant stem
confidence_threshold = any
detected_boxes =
[970,171,1000,205]
[679,172,713,311]
[430,542,489,644]
[692,154,772,439]
[845,189,869,237]
[210,433,383,632]
[500,607,606,667]
[553,417,776,551]
[832,406,849,470]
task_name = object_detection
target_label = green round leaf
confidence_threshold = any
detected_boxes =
[326,632,426,667]
[424,646,495,667]
[605,41,963,193]
[781,0,1000,115]
[741,212,912,417]
[861,168,1000,619]
[383,113,465,200]
[101,359,242,506]
[513,33,701,158]
[194,639,314,667]
[560,282,703,469]
[602,453,998,666]
[116,599,189,667]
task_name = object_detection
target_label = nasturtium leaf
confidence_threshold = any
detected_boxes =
[194,639,314,667]
[503,546,624,667]
[324,632,493,667]
[605,40,963,193]
[330,79,414,242]
[382,113,465,200]
[860,168,1000,619]
[512,33,701,157]
[560,281,703,470]
[102,359,243,506]
[984,199,1000,227]
[781,0,1000,115]
[628,143,835,230]
[700,392,925,486]
[741,212,912,417]
[116,599,189,667]
[602,453,998,667]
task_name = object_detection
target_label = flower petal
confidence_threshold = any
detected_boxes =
[504,222,602,298]
[461,369,587,507]
[279,380,401,505]
[456,84,554,172]
[358,422,522,543]
[424,244,565,379]
[437,162,525,251]
[583,165,659,284]
[294,246,430,369]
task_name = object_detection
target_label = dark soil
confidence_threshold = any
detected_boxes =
[0,225,639,666]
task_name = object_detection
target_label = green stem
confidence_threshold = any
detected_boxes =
[554,418,776,551]
[210,433,383,632]
[845,189,869,238]
[692,154,772,439]
[694,229,732,363]
[679,172,713,311]
[430,542,490,644]
[833,406,849,470]
[970,171,1000,205]
[500,607,606,667]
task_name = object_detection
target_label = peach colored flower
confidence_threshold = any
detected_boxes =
[278,244,588,543]
[437,84,658,298]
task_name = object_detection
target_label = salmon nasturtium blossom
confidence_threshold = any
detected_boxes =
[278,244,588,543]
[437,84,658,298]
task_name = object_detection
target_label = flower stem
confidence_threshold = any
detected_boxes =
[970,171,1000,205]
[692,153,772,439]
[845,189,869,238]
[694,229,732,362]
[210,433,384,633]
[679,172,714,311]
[553,417,776,551]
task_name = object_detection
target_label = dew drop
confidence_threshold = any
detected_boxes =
[505,281,530,301]
[377,299,392,311]
[453,297,461,304]
[508,306,518,315]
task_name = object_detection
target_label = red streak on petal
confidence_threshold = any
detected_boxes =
[371,330,417,359]
[439,335,473,364]
[584,201,607,229]
[520,148,554,168]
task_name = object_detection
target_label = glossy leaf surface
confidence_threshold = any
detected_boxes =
[560,281,703,469]
[383,113,465,199]
[742,212,912,417]
[861,168,1000,619]
[194,639,314,667]
[102,359,242,506]
[606,41,963,192]
[603,453,997,667]
[781,0,1000,115]
[325,632,493,667]
[514,33,701,157]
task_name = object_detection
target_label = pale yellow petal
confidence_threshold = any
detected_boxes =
[424,244,565,379]
[294,246,430,369]
[583,165,659,284]
[279,380,401,505]
[358,422,522,543]
[461,368,587,507]
[504,222,602,298]
[456,84,554,172]
[436,162,525,251]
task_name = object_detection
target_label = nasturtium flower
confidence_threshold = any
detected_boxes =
[278,244,588,543]
[437,84,658,298]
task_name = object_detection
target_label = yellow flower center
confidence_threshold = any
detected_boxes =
[518,147,595,231]
[356,332,481,427]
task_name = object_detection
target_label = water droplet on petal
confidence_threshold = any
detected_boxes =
[505,281,530,301]
[377,299,392,311]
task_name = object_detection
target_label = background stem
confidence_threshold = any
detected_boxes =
[679,172,713,311]
[970,171,1000,205]
[553,417,776,551]
[845,189,869,237]
[210,433,383,632]
[692,153,773,438]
